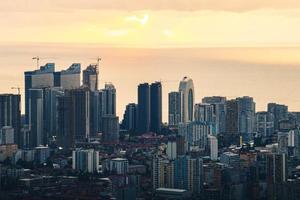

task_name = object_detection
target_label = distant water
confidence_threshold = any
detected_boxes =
[1,42,300,122]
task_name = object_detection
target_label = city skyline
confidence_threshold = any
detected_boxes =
[0,45,300,122]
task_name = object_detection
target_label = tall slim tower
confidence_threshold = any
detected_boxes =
[150,82,162,133]
[179,77,194,123]
[29,89,44,147]
[137,83,150,134]
[168,91,183,126]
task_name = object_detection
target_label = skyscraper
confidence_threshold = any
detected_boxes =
[72,149,99,173]
[0,94,21,145]
[24,63,55,123]
[137,83,150,134]
[268,103,288,131]
[28,89,44,147]
[102,115,119,143]
[168,91,183,126]
[225,99,239,146]
[54,63,81,90]
[194,103,215,123]
[83,64,98,91]
[150,82,162,133]
[179,77,194,123]
[102,83,116,116]
[207,135,218,161]
[70,87,90,141]
[56,95,75,149]
[122,103,138,132]
[237,96,256,143]
[44,87,64,143]
[202,96,227,134]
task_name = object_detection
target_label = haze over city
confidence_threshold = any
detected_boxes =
[1,1,300,121]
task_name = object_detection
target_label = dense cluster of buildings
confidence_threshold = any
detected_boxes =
[1,62,300,199]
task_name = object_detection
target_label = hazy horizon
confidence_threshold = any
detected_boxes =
[1,43,300,122]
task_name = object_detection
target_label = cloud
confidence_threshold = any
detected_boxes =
[2,0,300,12]
[125,14,149,25]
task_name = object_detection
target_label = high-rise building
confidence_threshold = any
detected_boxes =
[256,111,274,138]
[106,158,129,175]
[179,77,194,123]
[44,87,64,143]
[202,96,227,134]
[72,149,99,173]
[70,88,90,141]
[121,103,138,132]
[83,65,98,91]
[56,95,75,149]
[208,135,218,161]
[266,153,287,184]
[167,140,177,160]
[24,63,55,123]
[168,91,183,126]
[152,155,174,189]
[178,121,212,151]
[268,103,288,131]
[102,115,119,143]
[54,63,81,90]
[102,83,116,116]
[150,82,162,133]
[28,89,44,147]
[137,83,150,134]
[225,99,239,146]
[174,156,203,194]
[237,96,256,143]
[0,94,21,145]
[194,103,216,135]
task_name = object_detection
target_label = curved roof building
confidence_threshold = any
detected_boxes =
[179,77,194,123]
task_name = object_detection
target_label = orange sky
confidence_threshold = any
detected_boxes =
[1,1,300,121]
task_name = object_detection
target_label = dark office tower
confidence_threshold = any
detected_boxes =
[102,83,117,116]
[202,96,227,134]
[122,103,138,133]
[266,153,287,184]
[237,96,256,143]
[70,87,90,141]
[0,94,21,145]
[168,91,183,127]
[150,82,162,133]
[90,91,101,137]
[44,87,64,143]
[83,64,98,91]
[24,63,55,123]
[137,83,150,134]
[54,63,81,90]
[102,115,119,143]
[268,103,288,131]
[225,99,239,146]
[29,89,44,147]
[56,95,75,149]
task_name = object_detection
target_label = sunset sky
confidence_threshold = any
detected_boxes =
[1,0,300,47]
[1,1,300,121]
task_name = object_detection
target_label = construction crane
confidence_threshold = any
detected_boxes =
[11,87,21,95]
[32,56,40,69]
